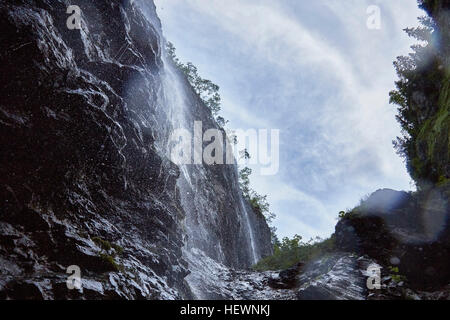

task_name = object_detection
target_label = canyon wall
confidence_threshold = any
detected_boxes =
[0,0,272,299]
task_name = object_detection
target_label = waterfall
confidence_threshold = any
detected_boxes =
[239,195,259,265]
[135,1,268,298]
[156,52,261,267]
[159,58,194,188]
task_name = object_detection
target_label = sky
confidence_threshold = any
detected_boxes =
[153,0,424,240]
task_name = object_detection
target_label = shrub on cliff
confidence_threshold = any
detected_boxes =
[253,235,335,271]
[166,42,222,117]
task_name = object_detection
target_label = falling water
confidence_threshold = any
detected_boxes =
[158,55,260,267]
[159,59,194,188]
[239,195,258,265]
[136,1,263,298]
[153,39,260,266]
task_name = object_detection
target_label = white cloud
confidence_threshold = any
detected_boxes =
[154,0,423,238]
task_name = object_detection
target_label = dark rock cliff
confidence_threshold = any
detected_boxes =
[335,187,450,290]
[0,0,272,299]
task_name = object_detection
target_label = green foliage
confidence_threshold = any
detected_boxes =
[389,7,449,185]
[253,235,335,271]
[338,208,359,220]
[166,42,223,119]
[437,175,450,186]
[111,243,124,256]
[389,266,400,273]
[179,62,222,116]
[166,41,179,65]
[249,194,270,217]
[216,116,228,127]
[92,237,112,251]
[99,253,123,272]
[92,237,124,272]
[389,266,407,283]
[418,0,441,15]
[238,167,252,200]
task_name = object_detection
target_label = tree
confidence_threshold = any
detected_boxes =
[216,116,228,127]
[238,167,252,199]
[389,8,447,184]
[166,42,223,118]
[166,41,180,66]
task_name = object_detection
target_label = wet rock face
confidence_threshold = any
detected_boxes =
[185,251,375,300]
[183,249,450,300]
[0,0,188,299]
[296,254,369,300]
[181,248,298,300]
[267,263,303,289]
[0,0,273,299]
